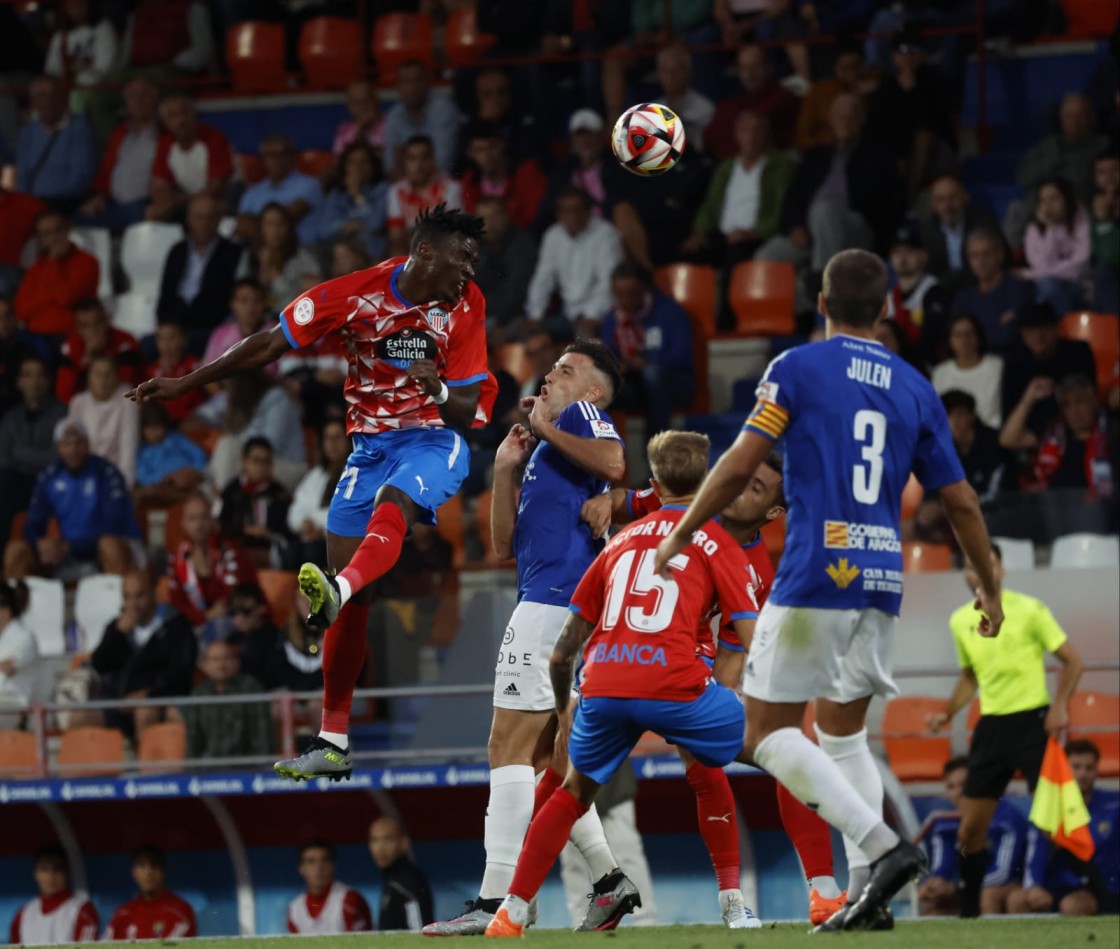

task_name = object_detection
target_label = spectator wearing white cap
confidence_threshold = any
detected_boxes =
[3,417,141,581]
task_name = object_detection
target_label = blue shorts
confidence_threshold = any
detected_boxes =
[326,427,470,536]
[569,681,745,785]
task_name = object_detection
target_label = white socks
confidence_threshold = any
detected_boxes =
[318,729,348,748]
[753,727,899,863]
[815,726,883,893]
[809,875,842,899]
[336,575,352,607]
[480,765,536,899]
[568,805,617,881]
[499,894,529,925]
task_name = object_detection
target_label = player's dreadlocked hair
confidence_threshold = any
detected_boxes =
[562,338,622,406]
[410,203,485,251]
[762,450,787,511]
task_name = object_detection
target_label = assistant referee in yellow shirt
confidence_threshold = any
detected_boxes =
[926,543,1084,918]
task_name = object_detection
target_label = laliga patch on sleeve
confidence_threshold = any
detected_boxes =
[636,487,654,498]
[293,297,315,325]
[756,380,779,403]
[591,419,618,439]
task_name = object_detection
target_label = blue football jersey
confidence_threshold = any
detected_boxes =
[744,334,964,615]
[514,401,621,607]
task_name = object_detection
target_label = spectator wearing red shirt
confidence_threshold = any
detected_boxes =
[167,491,258,629]
[386,136,463,256]
[13,210,100,340]
[105,846,197,941]
[287,840,373,935]
[0,189,45,295]
[147,320,203,422]
[706,45,800,157]
[8,844,98,945]
[76,76,165,233]
[55,299,143,402]
[459,121,548,232]
[148,94,233,223]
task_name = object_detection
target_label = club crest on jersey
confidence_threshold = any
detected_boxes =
[424,307,450,332]
[376,326,437,369]
[293,297,315,325]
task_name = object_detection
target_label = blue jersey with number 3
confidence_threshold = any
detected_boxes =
[744,335,964,615]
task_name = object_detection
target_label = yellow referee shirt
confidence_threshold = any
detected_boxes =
[949,588,1068,717]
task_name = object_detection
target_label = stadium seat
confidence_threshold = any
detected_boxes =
[1060,0,1119,38]
[69,226,114,302]
[761,516,785,568]
[1068,691,1120,778]
[435,493,465,566]
[1050,533,1120,569]
[235,152,266,185]
[258,569,298,627]
[74,573,123,654]
[900,473,923,522]
[497,342,533,386]
[299,16,362,89]
[0,731,38,778]
[24,576,65,656]
[58,726,124,777]
[297,149,335,179]
[1060,312,1119,397]
[882,696,953,781]
[110,291,158,339]
[138,721,187,772]
[120,222,183,296]
[728,261,795,337]
[226,21,287,94]
[991,536,1035,570]
[655,263,717,338]
[444,8,496,67]
[371,13,434,85]
[901,541,952,573]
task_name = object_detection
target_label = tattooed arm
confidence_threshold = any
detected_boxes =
[550,613,594,714]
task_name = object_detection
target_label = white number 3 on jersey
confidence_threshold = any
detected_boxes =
[852,409,887,505]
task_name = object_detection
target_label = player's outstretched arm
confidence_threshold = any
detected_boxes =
[927,668,978,733]
[938,479,1003,636]
[654,430,772,577]
[550,612,594,713]
[126,325,292,403]
[491,423,536,560]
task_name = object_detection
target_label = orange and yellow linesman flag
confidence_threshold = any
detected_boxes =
[1029,737,1096,862]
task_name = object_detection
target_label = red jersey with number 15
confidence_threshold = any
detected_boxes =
[279,258,489,436]
[627,488,774,659]
[571,506,755,702]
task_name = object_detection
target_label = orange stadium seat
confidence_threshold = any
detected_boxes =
[58,726,124,777]
[902,541,952,573]
[235,152,266,185]
[728,261,795,337]
[497,342,534,387]
[226,21,287,94]
[258,569,299,627]
[444,8,497,67]
[882,696,952,781]
[1060,311,1119,397]
[900,473,923,523]
[1069,691,1120,778]
[655,264,717,339]
[436,493,466,566]
[138,721,187,772]
[0,731,38,778]
[299,16,363,89]
[371,13,434,85]
[297,149,335,179]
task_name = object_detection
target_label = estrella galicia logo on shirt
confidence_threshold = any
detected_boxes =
[425,307,450,332]
[825,558,860,589]
[376,327,437,369]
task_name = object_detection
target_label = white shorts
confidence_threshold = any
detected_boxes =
[493,600,570,712]
[743,602,900,704]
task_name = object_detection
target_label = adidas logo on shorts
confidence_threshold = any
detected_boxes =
[504,683,520,696]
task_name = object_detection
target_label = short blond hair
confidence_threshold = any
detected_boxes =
[647,431,710,497]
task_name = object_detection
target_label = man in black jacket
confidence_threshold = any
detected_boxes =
[757,91,904,273]
[368,816,434,931]
[157,193,242,350]
[919,175,1001,288]
[90,568,197,736]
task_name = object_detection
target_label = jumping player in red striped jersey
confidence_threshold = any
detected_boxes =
[582,451,845,926]
[485,432,759,938]
[9,845,98,945]
[128,206,494,782]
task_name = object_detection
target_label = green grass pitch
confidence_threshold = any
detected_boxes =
[96,918,1120,949]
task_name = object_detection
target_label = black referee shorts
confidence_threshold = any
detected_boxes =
[964,705,1049,800]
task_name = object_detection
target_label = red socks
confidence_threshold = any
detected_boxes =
[320,599,371,735]
[534,768,563,817]
[509,787,588,902]
[337,502,407,596]
[686,762,741,890]
[776,780,835,879]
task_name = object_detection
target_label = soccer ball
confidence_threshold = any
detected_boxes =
[610,103,686,177]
